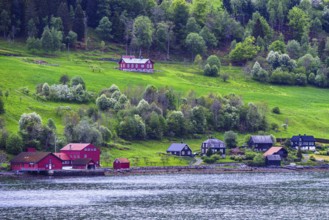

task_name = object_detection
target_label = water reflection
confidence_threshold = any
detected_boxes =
[1,172,329,219]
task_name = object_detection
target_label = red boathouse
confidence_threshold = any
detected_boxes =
[60,143,101,167]
[113,158,130,170]
[118,56,154,73]
[11,152,63,171]
[72,158,96,169]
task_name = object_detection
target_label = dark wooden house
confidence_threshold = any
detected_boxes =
[11,152,63,171]
[290,134,316,151]
[118,56,154,73]
[201,138,226,155]
[263,147,288,159]
[167,143,192,156]
[72,158,96,169]
[265,155,281,166]
[113,158,130,170]
[248,135,273,151]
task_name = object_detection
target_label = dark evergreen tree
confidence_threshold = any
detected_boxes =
[86,0,98,28]
[24,0,38,36]
[97,0,111,21]
[57,1,71,35]
[72,3,85,41]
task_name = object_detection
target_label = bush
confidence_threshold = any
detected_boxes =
[0,98,4,114]
[6,134,23,155]
[203,157,216,164]
[272,107,280,114]
[310,155,316,161]
[270,69,295,85]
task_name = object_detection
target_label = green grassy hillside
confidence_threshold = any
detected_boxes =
[1,41,329,166]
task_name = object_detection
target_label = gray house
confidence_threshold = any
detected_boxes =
[248,135,273,152]
[167,143,192,156]
[201,138,226,156]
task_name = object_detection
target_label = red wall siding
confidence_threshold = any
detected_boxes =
[113,162,130,169]
[11,154,62,171]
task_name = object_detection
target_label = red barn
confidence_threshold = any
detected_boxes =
[11,152,62,171]
[118,56,154,73]
[72,158,96,169]
[113,158,130,170]
[60,143,101,167]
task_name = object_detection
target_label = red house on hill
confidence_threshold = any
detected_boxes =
[60,143,101,167]
[113,158,130,170]
[118,55,154,73]
[11,152,63,171]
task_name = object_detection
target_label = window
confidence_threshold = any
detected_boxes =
[84,154,87,158]
[187,151,190,155]
[141,65,144,68]
[182,151,185,155]
[128,64,130,68]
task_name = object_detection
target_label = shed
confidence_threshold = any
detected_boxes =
[265,155,281,166]
[113,158,130,170]
[263,147,288,159]
[72,158,96,169]
[248,135,273,151]
[167,143,192,156]
[10,152,63,171]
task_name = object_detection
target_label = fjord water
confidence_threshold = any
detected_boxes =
[1,172,329,219]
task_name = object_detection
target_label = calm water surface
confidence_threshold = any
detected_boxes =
[1,172,329,219]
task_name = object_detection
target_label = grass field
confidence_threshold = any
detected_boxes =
[1,40,329,166]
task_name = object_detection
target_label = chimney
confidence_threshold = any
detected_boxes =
[69,144,72,150]
[27,148,36,152]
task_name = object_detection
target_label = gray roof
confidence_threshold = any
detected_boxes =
[266,155,281,161]
[251,135,273,144]
[202,138,226,149]
[121,58,152,64]
[167,143,189,152]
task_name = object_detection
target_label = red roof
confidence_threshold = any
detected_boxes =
[61,143,92,151]
[115,158,130,163]
[54,153,70,161]
[263,147,284,157]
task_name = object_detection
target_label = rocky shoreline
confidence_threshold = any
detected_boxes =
[2,164,329,178]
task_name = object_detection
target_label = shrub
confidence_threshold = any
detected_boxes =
[203,157,216,164]
[310,155,316,161]
[272,107,280,114]
[270,69,295,85]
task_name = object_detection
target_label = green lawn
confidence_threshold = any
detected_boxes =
[1,40,329,166]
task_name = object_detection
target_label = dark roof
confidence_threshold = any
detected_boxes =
[167,143,189,152]
[72,158,94,166]
[10,152,58,163]
[250,135,273,144]
[266,155,281,161]
[114,158,130,163]
[202,138,226,149]
[291,135,315,142]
